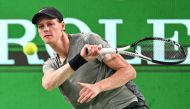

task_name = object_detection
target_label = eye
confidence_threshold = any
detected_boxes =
[38,25,44,29]
[47,23,55,27]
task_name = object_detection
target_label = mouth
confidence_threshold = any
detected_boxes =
[43,35,52,38]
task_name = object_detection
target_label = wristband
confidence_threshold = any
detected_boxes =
[69,54,87,71]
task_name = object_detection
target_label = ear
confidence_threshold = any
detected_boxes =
[61,21,65,31]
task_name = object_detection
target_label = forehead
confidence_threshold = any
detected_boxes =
[37,15,59,25]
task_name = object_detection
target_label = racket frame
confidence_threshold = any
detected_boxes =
[100,37,187,65]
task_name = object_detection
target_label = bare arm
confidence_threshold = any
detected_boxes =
[94,54,136,91]
[78,53,136,103]
[42,63,75,90]
[42,44,102,91]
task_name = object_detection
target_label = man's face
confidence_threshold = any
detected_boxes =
[37,16,64,44]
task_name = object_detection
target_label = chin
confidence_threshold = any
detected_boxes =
[45,41,52,44]
[43,40,51,44]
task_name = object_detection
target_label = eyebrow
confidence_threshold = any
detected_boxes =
[37,18,60,25]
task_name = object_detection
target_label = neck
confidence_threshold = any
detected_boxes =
[50,32,69,58]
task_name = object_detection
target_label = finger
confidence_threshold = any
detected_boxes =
[94,45,101,55]
[85,93,97,103]
[78,89,90,103]
[85,45,101,56]
[79,87,87,95]
[83,44,90,56]
[92,45,102,55]
[85,47,89,55]
[77,82,89,95]
[91,45,99,56]
[86,45,91,55]
[79,91,93,104]
[97,44,102,50]
[78,82,87,87]
[91,46,95,55]
[89,46,92,55]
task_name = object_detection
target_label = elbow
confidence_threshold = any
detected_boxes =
[42,79,54,91]
[130,67,136,79]
[125,65,136,80]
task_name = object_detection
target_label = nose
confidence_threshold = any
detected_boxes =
[43,25,50,32]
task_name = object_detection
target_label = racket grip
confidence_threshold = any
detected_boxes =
[100,48,117,54]
[85,48,117,55]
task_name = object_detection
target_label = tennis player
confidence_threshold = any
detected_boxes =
[32,7,148,109]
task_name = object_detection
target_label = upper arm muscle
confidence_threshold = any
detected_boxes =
[103,54,129,70]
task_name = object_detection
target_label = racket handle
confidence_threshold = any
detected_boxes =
[85,48,117,55]
[100,48,117,54]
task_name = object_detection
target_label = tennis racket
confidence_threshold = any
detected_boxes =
[94,37,187,65]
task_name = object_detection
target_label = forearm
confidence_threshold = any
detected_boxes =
[43,54,87,90]
[42,63,74,90]
[94,66,136,92]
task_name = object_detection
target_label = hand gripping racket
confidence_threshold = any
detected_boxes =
[93,37,187,65]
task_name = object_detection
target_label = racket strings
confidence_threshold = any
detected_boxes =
[137,40,186,62]
[164,42,185,59]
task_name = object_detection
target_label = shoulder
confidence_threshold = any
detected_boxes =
[69,32,104,44]
[70,32,102,39]
[81,32,105,44]
[43,56,59,72]
[44,57,57,65]
[81,32,102,41]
